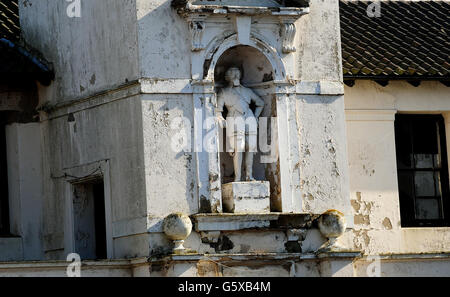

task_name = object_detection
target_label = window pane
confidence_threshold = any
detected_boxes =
[395,118,413,169]
[414,171,436,197]
[398,172,414,198]
[415,154,434,168]
[412,119,438,155]
[415,198,441,220]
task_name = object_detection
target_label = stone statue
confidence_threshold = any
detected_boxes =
[216,67,265,182]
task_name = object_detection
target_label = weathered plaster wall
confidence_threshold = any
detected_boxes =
[345,80,450,111]
[135,0,344,80]
[140,94,197,227]
[19,0,139,103]
[136,0,192,79]
[0,259,135,277]
[5,123,43,260]
[13,0,352,262]
[39,91,147,259]
[297,94,351,216]
[354,257,450,277]
[296,0,343,82]
[294,0,350,216]
[344,80,450,255]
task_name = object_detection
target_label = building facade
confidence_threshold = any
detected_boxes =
[0,0,449,277]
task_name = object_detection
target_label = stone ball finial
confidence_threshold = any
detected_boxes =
[317,209,347,253]
[163,213,193,254]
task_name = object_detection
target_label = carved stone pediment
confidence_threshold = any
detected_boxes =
[173,0,309,54]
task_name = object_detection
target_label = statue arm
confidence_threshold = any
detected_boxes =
[216,94,225,117]
[216,93,226,127]
[250,90,265,118]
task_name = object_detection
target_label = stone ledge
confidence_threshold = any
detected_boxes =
[9,253,450,270]
[317,251,362,259]
[192,213,279,232]
[177,5,310,17]
[191,213,319,232]
[0,258,135,269]
[375,252,450,261]
[149,252,362,264]
[139,79,345,96]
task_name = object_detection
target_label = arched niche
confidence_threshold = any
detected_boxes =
[203,34,286,82]
[214,45,274,85]
[181,6,307,213]
[212,45,282,211]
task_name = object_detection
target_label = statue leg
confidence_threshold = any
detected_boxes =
[245,152,255,181]
[233,133,245,182]
[245,132,257,181]
[234,152,243,182]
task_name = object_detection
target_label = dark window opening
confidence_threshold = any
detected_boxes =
[0,115,10,235]
[395,114,450,227]
[73,179,107,259]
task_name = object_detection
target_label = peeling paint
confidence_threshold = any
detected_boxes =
[197,260,221,277]
[354,214,370,226]
[210,235,234,252]
[382,217,393,230]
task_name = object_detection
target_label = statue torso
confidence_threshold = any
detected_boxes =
[219,86,255,119]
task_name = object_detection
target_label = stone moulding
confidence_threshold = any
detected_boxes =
[188,17,206,51]
[191,213,319,232]
[193,213,279,232]
[148,251,363,267]
[174,1,309,55]
[39,79,345,119]
[175,3,310,18]
[281,21,297,53]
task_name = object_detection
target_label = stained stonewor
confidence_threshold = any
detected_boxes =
[222,181,270,213]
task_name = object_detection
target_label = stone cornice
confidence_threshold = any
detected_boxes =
[192,213,319,232]
[39,79,345,120]
[175,3,309,18]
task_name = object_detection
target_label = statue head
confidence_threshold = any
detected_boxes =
[225,67,241,87]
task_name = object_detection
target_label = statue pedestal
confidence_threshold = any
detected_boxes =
[222,181,270,213]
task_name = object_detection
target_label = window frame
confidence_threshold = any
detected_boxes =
[0,117,10,236]
[64,160,113,259]
[395,114,450,228]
